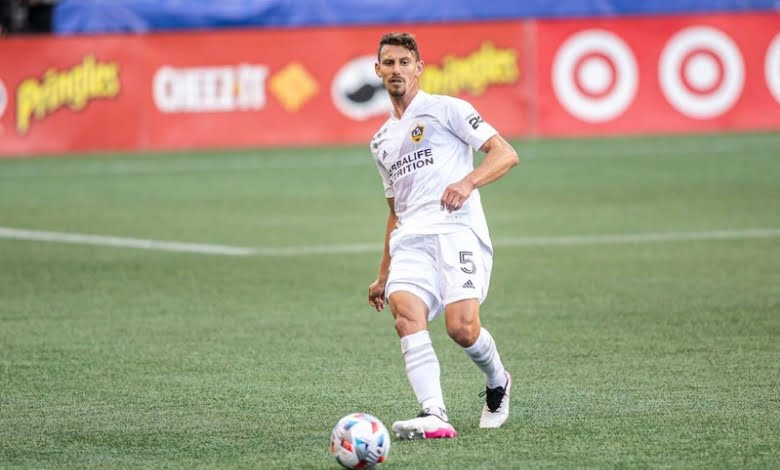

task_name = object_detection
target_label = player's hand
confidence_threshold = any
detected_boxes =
[441,178,475,212]
[368,278,387,312]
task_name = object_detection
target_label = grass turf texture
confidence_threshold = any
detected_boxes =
[1,132,779,468]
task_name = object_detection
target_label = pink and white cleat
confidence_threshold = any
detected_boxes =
[391,408,458,440]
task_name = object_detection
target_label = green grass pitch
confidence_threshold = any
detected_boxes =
[1,132,779,468]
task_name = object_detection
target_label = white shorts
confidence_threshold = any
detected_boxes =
[385,229,493,321]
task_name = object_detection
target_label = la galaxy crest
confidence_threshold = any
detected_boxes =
[410,123,424,143]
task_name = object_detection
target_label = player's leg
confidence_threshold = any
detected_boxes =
[390,290,444,415]
[445,300,511,428]
[440,230,511,428]
[387,289,456,439]
[384,234,456,439]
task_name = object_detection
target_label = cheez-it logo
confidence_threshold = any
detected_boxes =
[16,55,120,134]
[410,124,424,143]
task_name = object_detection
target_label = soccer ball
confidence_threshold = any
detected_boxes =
[330,413,391,469]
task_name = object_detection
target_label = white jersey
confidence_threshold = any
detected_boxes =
[370,91,497,250]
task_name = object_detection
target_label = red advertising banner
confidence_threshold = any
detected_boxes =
[0,22,527,156]
[535,13,780,136]
[0,35,146,155]
[0,13,778,156]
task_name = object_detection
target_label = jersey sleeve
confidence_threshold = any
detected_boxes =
[370,142,394,198]
[443,97,498,151]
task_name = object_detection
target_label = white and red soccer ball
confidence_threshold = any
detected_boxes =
[330,413,391,469]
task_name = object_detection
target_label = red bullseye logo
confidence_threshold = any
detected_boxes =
[680,49,724,95]
[766,33,780,104]
[573,52,617,99]
[659,26,744,119]
[553,29,638,123]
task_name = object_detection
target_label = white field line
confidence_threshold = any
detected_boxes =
[0,227,256,256]
[1,227,779,257]
[496,229,780,247]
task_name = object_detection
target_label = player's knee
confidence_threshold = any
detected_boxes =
[394,314,425,337]
[446,320,479,347]
[389,292,428,337]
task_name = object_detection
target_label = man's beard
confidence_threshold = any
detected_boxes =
[386,80,405,97]
[387,87,406,97]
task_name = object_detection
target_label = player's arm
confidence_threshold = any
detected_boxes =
[368,197,396,311]
[441,134,518,212]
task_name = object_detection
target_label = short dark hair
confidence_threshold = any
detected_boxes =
[377,32,421,62]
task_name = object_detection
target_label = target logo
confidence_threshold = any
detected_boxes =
[659,26,744,119]
[552,29,638,123]
[766,34,780,104]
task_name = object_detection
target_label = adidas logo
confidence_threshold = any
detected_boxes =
[462,279,475,289]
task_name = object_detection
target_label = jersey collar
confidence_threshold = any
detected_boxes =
[391,90,430,120]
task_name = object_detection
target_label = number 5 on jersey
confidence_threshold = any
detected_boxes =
[460,251,476,274]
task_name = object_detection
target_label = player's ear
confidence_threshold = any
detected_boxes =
[416,60,424,77]
[375,61,381,78]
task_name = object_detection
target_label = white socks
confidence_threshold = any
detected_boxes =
[463,327,507,389]
[400,328,506,414]
[400,330,446,413]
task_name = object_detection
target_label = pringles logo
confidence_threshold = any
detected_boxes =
[16,55,120,134]
[421,42,519,96]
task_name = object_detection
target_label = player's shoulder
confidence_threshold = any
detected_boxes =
[369,117,394,154]
[419,93,475,116]
[371,116,394,139]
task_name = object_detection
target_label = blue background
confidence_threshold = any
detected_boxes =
[54,0,779,34]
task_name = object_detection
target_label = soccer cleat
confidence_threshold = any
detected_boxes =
[391,408,458,440]
[479,372,512,428]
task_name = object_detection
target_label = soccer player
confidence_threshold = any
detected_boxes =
[367,32,519,440]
